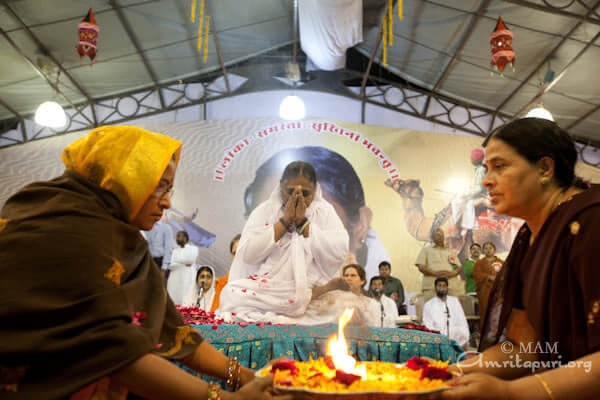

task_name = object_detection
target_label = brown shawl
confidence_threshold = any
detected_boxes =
[480,185,600,364]
[0,171,202,399]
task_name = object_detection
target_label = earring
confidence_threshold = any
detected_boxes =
[541,177,549,185]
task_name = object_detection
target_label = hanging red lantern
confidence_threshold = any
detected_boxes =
[77,8,99,64]
[490,16,514,73]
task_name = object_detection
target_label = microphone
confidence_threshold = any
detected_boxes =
[197,280,206,308]
[374,288,381,298]
[445,303,451,339]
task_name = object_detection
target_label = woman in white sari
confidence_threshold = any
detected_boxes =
[166,230,199,305]
[219,161,349,323]
[182,265,216,310]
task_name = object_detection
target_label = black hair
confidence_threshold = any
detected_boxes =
[482,241,496,251]
[196,266,213,281]
[230,233,241,254]
[244,146,365,219]
[280,161,317,185]
[378,261,391,269]
[470,243,481,250]
[177,230,189,241]
[483,118,586,189]
[343,263,367,288]
[434,277,448,286]
[369,276,384,287]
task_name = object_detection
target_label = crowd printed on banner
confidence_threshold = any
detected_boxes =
[213,121,400,181]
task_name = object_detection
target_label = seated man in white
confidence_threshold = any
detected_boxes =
[369,276,399,328]
[166,230,199,305]
[422,277,470,348]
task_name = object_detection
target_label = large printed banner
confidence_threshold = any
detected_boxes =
[1,118,599,292]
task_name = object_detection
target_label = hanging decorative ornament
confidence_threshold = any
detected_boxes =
[382,14,388,66]
[203,15,210,63]
[76,8,99,64]
[197,0,205,51]
[388,0,393,45]
[490,16,515,73]
[398,0,403,20]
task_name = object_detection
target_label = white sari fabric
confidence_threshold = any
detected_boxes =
[219,184,349,323]
[297,290,381,327]
[181,265,216,310]
[166,243,199,305]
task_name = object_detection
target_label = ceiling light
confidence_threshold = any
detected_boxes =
[525,105,554,121]
[279,95,305,120]
[34,101,67,128]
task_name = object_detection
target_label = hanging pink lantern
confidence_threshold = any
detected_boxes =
[77,8,99,64]
[490,16,515,72]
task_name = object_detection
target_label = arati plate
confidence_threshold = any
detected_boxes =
[255,362,454,399]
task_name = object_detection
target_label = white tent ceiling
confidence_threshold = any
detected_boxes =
[0,0,599,150]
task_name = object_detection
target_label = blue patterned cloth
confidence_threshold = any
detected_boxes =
[182,323,462,380]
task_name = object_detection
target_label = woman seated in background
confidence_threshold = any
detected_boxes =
[182,265,216,310]
[0,126,286,400]
[166,230,199,305]
[472,241,503,327]
[441,118,600,399]
[219,161,349,324]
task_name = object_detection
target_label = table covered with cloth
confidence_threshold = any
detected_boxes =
[191,323,463,370]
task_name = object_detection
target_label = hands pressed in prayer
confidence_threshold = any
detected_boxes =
[282,186,308,226]
[294,187,307,226]
[282,190,297,227]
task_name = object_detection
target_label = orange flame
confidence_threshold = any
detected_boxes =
[325,308,367,379]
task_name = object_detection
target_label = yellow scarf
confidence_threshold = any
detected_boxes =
[62,125,182,221]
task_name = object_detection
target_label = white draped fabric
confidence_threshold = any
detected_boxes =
[378,294,399,328]
[451,164,487,230]
[166,243,199,305]
[299,0,362,71]
[422,296,470,347]
[218,184,349,323]
[181,265,216,310]
[297,290,381,327]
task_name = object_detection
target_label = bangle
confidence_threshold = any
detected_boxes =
[279,217,293,232]
[453,363,464,375]
[296,218,309,235]
[226,357,241,391]
[534,374,555,400]
[208,382,221,400]
[235,361,241,391]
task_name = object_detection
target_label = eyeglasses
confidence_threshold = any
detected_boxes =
[152,184,175,200]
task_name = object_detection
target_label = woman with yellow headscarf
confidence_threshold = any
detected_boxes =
[0,126,286,400]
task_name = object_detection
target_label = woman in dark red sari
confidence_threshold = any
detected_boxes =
[437,118,600,399]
